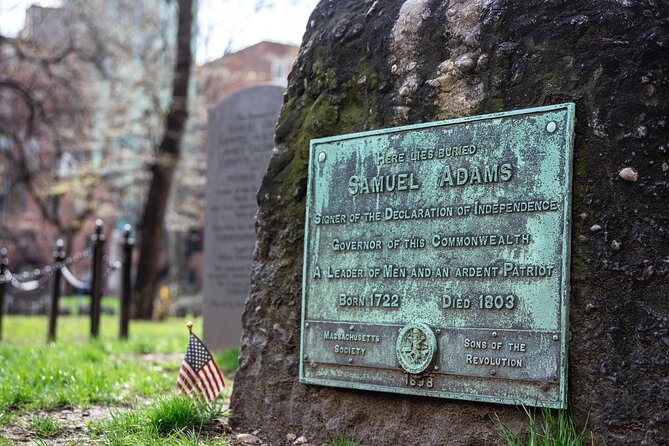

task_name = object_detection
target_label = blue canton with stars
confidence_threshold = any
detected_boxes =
[185,333,213,371]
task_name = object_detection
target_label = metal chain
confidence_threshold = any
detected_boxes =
[0,247,119,293]
[2,268,54,292]
[64,248,92,266]
[0,247,92,286]
[60,265,91,290]
[103,258,122,279]
[2,266,46,282]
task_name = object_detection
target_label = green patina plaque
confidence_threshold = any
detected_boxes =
[299,103,575,408]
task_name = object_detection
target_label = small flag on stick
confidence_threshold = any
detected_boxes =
[176,321,225,402]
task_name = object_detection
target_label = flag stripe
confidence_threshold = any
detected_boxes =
[182,362,198,381]
[177,369,196,394]
[208,362,225,390]
[203,362,221,394]
[183,364,200,390]
[198,369,215,401]
[204,366,218,399]
[200,367,216,397]
[176,375,192,396]
[180,364,199,396]
[176,372,188,390]
[208,364,224,393]
[195,378,209,400]
[197,366,215,400]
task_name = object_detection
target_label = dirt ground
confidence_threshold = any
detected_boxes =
[1,406,316,445]
[0,353,232,445]
[0,353,317,445]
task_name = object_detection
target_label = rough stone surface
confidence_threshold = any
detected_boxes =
[236,433,261,444]
[231,1,669,445]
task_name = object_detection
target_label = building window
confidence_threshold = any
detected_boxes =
[270,59,291,85]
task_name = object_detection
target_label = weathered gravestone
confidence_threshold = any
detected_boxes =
[231,1,668,445]
[203,85,285,350]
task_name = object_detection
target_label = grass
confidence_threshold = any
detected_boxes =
[0,316,190,413]
[497,406,593,446]
[215,347,240,374]
[0,315,235,444]
[0,412,13,426]
[1,314,187,349]
[147,395,219,436]
[0,315,237,438]
[58,295,119,315]
[325,431,361,446]
[89,395,229,445]
[28,415,63,438]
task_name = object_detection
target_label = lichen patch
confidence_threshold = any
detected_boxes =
[428,0,486,119]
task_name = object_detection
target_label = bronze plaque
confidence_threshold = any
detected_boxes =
[299,104,575,407]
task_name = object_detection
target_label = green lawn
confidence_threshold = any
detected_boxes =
[0,315,237,445]
[57,295,120,316]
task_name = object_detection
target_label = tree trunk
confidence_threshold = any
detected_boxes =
[133,0,194,319]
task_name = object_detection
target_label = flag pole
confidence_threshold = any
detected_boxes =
[186,320,193,333]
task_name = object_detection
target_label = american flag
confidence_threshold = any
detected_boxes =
[176,332,225,402]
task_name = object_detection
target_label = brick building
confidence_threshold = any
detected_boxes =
[196,41,298,106]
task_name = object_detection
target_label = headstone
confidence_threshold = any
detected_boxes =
[231,1,669,445]
[203,85,285,350]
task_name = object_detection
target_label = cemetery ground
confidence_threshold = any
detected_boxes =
[0,300,591,445]
[0,306,239,445]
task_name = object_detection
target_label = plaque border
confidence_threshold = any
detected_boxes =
[299,103,575,409]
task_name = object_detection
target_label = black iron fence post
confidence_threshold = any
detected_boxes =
[48,240,65,342]
[119,224,133,339]
[90,220,105,338]
[0,248,8,341]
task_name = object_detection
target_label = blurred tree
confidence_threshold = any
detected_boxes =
[133,0,195,319]
[0,25,103,256]
[0,0,179,264]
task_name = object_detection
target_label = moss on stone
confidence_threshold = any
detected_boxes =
[281,52,382,163]
[475,96,505,115]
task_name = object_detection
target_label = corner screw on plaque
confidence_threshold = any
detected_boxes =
[491,370,496,376]
[553,334,559,341]
[546,121,557,133]
[318,152,326,163]
[303,354,308,360]
[491,332,497,338]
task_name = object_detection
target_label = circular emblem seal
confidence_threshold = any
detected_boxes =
[396,322,437,374]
